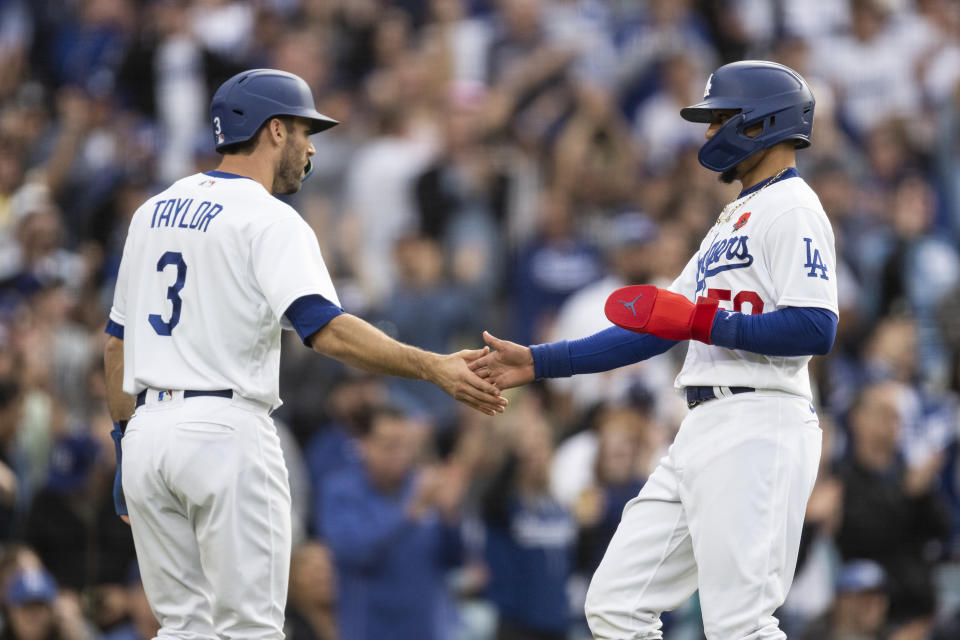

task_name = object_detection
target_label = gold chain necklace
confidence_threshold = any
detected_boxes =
[716,167,789,225]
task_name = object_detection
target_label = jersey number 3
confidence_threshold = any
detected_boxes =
[148,251,187,336]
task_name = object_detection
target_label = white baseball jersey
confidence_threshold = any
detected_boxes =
[669,174,838,400]
[109,172,340,409]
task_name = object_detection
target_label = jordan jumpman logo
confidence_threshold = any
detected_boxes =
[619,294,643,316]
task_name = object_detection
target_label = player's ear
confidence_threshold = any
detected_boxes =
[267,117,286,146]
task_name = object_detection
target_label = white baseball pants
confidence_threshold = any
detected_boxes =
[121,391,291,640]
[584,391,822,640]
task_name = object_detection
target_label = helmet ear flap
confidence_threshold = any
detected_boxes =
[698,112,765,172]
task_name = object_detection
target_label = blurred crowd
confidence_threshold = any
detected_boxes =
[2,0,960,639]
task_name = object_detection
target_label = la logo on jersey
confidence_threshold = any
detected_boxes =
[803,237,829,280]
[733,212,751,230]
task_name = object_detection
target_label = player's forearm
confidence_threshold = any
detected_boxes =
[310,313,436,382]
[531,328,676,379]
[103,336,135,422]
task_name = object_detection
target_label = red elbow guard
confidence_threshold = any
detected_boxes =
[605,285,719,344]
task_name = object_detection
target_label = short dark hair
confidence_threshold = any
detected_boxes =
[355,405,408,439]
[217,116,296,156]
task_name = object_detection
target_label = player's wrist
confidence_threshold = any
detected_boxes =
[690,297,720,344]
[531,341,573,379]
[707,309,740,349]
[413,349,438,384]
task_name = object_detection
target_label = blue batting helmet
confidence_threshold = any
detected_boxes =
[680,60,814,172]
[210,69,338,151]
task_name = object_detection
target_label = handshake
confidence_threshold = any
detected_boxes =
[467,285,722,394]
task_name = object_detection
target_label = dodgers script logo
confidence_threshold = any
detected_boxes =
[696,235,753,292]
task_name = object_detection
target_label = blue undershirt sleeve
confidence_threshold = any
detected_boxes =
[709,306,837,356]
[284,294,345,346]
[531,327,677,379]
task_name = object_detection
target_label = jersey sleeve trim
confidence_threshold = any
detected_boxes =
[774,296,839,315]
[284,294,344,345]
[105,320,124,339]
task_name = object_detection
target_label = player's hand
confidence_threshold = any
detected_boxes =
[468,331,535,390]
[432,347,508,416]
[604,284,719,343]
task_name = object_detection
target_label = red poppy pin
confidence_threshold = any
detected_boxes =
[733,212,751,230]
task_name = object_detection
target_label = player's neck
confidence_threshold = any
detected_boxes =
[737,144,796,192]
[214,155,277,193]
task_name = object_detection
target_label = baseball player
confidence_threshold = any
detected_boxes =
[472,60,838,639]
[102,69,506,640]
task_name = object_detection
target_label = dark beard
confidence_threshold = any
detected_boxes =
[272,144,304,195]
[719,167,738,184]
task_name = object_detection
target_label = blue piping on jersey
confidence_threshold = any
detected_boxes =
[737,167,799,198]
[204,170,255,181]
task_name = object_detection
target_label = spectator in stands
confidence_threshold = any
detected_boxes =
[836,381,952,636]
[304,373,383,537]
[1,566,87,640]
[99,563,159,640]
[812,0,923,140]
[632,51,704,171]
[24,432,135,594]
[413,85,503,297]
[380,234,483,428]
[319,406,467,640]
[547,212,671,414]
[510,188,603,346]
[285,542,338,640]
[0,375,20,541]
[573,407,652,576]
[800,560,890,640]
[875,175,960,386]
[481,399,575,640]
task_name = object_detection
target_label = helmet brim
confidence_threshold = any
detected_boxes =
[680,100,746,123]
[305,112,339,135]
[290,106,338,135]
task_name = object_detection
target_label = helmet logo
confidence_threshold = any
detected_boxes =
[213,116,224,144]
[703,74,714,99]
